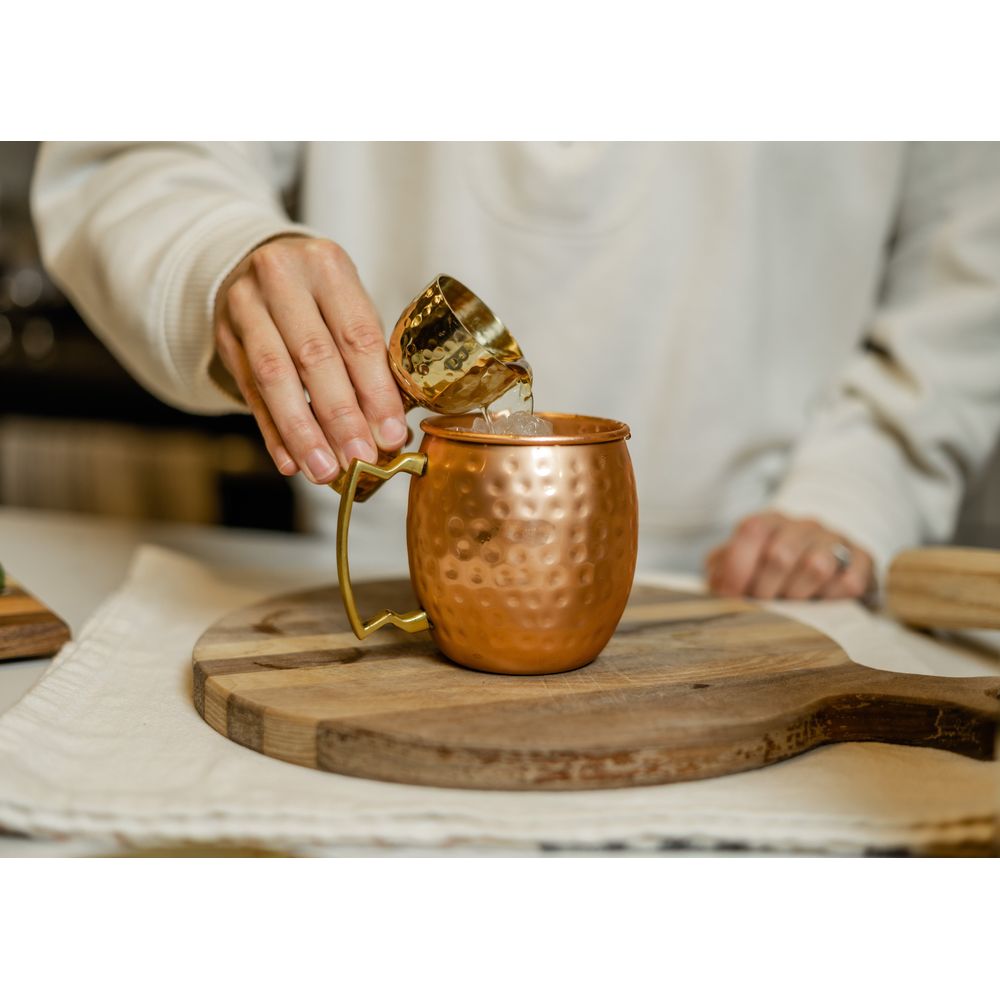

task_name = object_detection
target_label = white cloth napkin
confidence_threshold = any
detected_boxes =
[0,545,997,854]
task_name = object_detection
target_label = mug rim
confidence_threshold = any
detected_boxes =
[419,412,631,446]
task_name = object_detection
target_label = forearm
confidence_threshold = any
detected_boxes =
[31,141,316,413]
[773,143,1000,578]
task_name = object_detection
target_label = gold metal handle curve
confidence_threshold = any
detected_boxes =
[334,452,430,640]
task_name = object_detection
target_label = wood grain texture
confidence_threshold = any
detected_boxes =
[887,547,1000,631]
[0,578,71,662]
[192,580,1000,790]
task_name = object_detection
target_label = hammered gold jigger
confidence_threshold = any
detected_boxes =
[331,275,528,502]
[336,414,639,675]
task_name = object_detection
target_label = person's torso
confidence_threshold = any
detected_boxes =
[295,141,904,571]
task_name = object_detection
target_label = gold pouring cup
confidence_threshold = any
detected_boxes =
[331,274,528,502]
[388,274,527,414]
[336,413,639,675]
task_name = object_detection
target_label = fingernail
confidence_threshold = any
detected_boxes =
[344,438,377,464]
[275,448,298,476]
[305,448,338,482]
[377,417,407,449]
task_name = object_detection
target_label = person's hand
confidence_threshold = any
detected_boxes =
[705,512,874,600]
[213,236,408,484]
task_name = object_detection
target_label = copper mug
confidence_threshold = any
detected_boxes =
[336,413,639,675]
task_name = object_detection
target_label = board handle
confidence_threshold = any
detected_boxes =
[828,670,1000,761]
[886,547,1000,631]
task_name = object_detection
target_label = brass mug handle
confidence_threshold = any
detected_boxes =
[335,452,431,640]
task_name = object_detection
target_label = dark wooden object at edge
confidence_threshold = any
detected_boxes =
[0,578,71,661]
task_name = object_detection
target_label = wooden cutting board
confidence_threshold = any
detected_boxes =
[192,580,1000,790]
[0,576,71,662]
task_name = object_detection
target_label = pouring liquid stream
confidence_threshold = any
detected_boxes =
[474,359,553,436]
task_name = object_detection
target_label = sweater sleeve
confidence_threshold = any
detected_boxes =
[770,143,1000,580]
[31,141,319,414]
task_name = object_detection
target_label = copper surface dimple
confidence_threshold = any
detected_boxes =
[507,546,528,566]
[470,517,492,538]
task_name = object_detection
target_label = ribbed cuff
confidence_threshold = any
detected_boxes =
[155,208,319,414]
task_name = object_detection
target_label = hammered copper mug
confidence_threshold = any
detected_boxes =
[336,413,638,675]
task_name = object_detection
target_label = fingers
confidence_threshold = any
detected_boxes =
[263,283,378,470]
[226,278,340,484]
[216,321,298,476]
[820,546,874,600]
[707,512,877,602]
[781,539,842,600]
[708,513,783,596]
[308,246,408,452]
[747,520,817,599]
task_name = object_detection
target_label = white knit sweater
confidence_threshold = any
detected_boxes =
[31,142,1000,576]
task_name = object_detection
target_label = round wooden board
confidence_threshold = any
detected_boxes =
[192,579,1000,790]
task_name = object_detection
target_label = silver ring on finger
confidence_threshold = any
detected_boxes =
[830,542,852,573]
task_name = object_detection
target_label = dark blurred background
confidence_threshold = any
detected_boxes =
[0,142,295,531]
[1,141,998,545]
